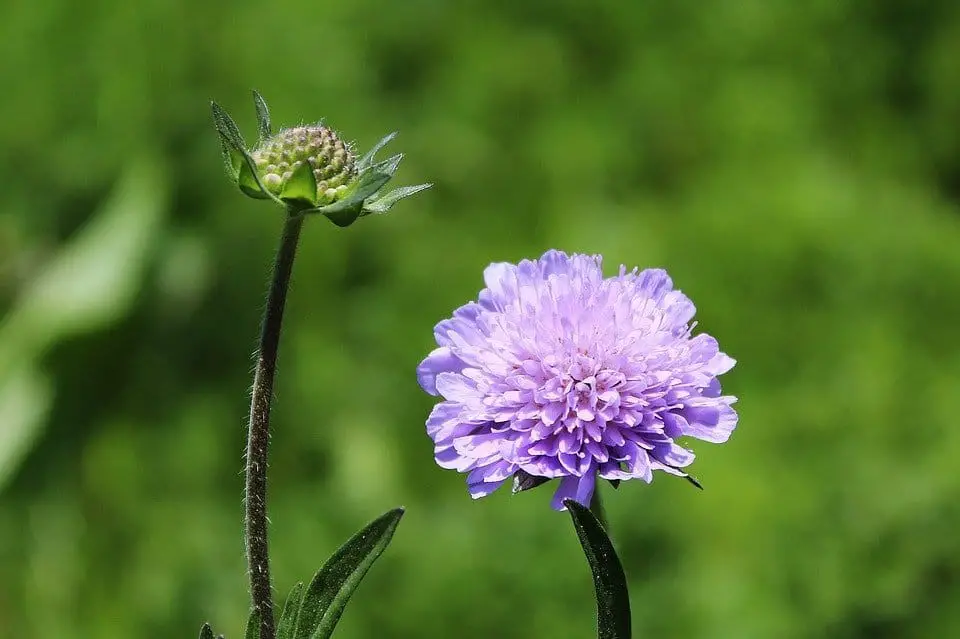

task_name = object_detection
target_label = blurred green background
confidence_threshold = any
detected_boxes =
[2,1,960,637]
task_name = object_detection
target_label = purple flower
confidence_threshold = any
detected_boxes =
[417,250,738,510]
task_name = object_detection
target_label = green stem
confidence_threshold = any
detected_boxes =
[589,486,609,534]
[245,211,304,639]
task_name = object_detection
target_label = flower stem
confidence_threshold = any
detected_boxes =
[589,487,609,534]
[245,210,304,639]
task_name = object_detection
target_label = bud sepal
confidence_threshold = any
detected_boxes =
[211,92,431,226]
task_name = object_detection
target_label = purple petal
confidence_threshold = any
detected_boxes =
[417,347,466,395]
[550,472,597,510]
[706,352,736,376]
[518,457,567,479]
[528,435,560,457]
[636,268,673,299]
[435,372,480,405]
[467,478,507,498]
[426,401,473,442]
[681,401,738,443]
[539,250,572,277]
[453,432,505,458]
[482,262,519,308]
[661,412,688,439]
[467,460,516,484]
[434,445,479,472]
[654,442,695,468]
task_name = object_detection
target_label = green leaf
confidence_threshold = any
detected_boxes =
[564,499,631,639]
[354,170,394,201]
[252,90,272,141]
[211,99,284,206]
[276,582,305,639]
[280,161,318,205]
[219,137,243,181]
[308,170,392,227]
[371,153,403,177]
[356,132,397,171]
[293,508,404,639]
[245,609,261,639]
[320,204,363,228]
[210,101,247,154]
[198,623,215,639]
[238,162,270,199]
[362,183,432,214]
[0,158,166,490]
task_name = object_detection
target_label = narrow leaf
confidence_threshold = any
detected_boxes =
[210,101,246,153]
[211,99,285,206]
[245,609,261,639]
[212,101,245,181]
[357,132,398,171]
[293,508,404,639]
[280,161,318,205]
[252,90,272,141]
[371,153,403,177]
[564,499,631,639]
[362,183,432,214]
[352,170,393,202]
[199,623,215,639]
[309,171,392,227]
[219,137,243,180]
[276,582,306,639]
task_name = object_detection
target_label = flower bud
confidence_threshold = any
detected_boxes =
[251,125,357,205]
[212,91,432,227]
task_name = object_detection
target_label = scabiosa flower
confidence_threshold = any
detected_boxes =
[417,250,738,510]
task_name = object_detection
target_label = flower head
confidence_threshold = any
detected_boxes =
[417,250,738,510]
[211,91,431,226]
[251,124,357,203]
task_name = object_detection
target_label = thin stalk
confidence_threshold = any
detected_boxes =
[589,486,609,534]
[245,211,304,639]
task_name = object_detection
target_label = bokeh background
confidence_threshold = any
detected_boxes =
[3,1,960,637]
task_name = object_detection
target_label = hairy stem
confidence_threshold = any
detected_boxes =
[589,486,609,534]
[246,211,304,639]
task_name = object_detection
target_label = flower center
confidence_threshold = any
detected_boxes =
[251,125,357,200]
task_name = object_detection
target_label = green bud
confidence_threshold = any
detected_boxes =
[211,91,432,227]
[251,125,357,204]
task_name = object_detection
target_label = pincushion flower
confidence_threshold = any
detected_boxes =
[417,250,738,510]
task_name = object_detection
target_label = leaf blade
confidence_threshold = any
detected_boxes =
[308,171,392,227]
[276,582,305,639]
[280,161,318,206]
[362,183,432,214]
[211,99,285,206]
[252,90,272,141]
[210,101,246,153]
[564,499,631,639]
[294,508,404,639]
[245,609,261,639]
[357,132,397,171]
[371,153,403,177]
